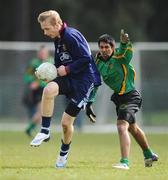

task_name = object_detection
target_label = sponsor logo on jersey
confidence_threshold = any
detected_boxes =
[59,52,72,63]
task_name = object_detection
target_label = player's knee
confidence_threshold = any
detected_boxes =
[43,82,59,98]
[117,120,129,134]
[128,124,137,133]
[128,124,140,135]
[62,114,74,130]
[61,120,71,133]
[62,124,68,134]
[43,87,52,98]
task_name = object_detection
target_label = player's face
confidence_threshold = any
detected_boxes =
[40,19,60,39]
[99,42,114,60]
[37,47,49,61]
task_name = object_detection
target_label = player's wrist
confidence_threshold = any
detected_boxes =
[65,66,70,74]
[86,102,92,108]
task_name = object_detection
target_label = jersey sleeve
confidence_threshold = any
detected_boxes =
[112,42,133,64]
[88,86,99,103]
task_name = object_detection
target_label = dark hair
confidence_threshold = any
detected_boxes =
[98,34,115,47]
[40,45,46,49]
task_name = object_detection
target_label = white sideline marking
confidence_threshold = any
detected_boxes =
[0,123,168,134]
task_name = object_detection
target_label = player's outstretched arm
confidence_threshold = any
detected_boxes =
[120,29,130,44]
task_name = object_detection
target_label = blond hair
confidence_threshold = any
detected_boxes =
[38,10,63,25]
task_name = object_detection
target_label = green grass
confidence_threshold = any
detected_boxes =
[0,132,168,180]
[143,111,168,126]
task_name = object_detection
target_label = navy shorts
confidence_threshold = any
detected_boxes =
[54,76,94,116]
[111,89,142,124]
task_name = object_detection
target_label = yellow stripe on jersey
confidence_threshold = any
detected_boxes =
[133,68,136,81]
[112,47,132,60]
[119,64,127,95]
[95,59,100,64]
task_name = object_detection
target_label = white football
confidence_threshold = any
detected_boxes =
[35,62,57,81]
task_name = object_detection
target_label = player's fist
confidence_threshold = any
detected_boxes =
[57,65,67,76]
[30,81,39,90]
[120,29,129,44]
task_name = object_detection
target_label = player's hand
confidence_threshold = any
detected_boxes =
[35,70,41,79]
[30,81,39,90]
[57,65,67,76]
[120,29,129,44]
[86,102,96,123]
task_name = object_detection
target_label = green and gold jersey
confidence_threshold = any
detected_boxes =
[95,42,136,95]
[23,58,47,88]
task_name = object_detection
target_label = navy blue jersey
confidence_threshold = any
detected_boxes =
[54,23,101,86]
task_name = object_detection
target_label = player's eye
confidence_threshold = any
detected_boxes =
[100,45,110,49]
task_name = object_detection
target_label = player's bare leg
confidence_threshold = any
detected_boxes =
[56,112,75,168]
[113,120,130,170]
[30,82,59,146]
[32,102,42,124]
[128,123,158,167]
[128,123,149,150]
[117,120,130,158]
[61,112,75,144]
[41,82,59,116]
[25,102,41,136]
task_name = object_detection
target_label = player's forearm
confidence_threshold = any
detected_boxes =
[113,43,133,62]
[88,86,98,103]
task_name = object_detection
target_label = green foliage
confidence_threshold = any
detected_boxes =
[1,131,168,179]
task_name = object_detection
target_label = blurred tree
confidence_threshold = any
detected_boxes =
[146,0,168,41]
[0,0,167,42]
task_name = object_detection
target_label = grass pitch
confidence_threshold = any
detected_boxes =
[0,131,168,180]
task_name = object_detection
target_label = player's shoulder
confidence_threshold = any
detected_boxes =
[95,52,101,59]
[64,26,83,41]
[65,26,80,33]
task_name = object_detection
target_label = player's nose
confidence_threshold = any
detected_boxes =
[44,30,47,35]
